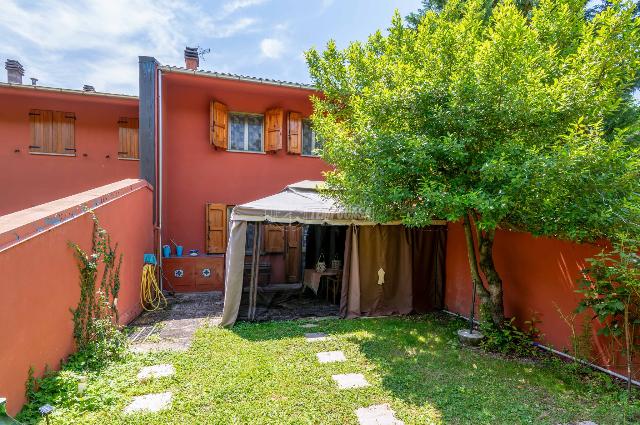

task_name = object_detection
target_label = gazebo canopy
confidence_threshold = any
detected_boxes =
[231,180,377,225]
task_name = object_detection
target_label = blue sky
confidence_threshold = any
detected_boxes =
[0,0,421,95]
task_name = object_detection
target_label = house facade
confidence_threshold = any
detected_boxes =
[0,61,139,215]
[138,51,331,292]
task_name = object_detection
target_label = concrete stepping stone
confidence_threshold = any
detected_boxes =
[300,323,319,328]
[356,404,404,425]
[332,373,370,389]
[123,392,172,414]
[137,364,175,381]
[317,350,346,363]
[305,332,330,342]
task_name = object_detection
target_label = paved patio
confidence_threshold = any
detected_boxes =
[128,292,224,352]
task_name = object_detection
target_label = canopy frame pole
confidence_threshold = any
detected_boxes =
[249,223,262,321]
[248,223,259,321]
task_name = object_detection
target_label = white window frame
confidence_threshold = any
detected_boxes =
[302,119,320,157]
[227,112,264,153]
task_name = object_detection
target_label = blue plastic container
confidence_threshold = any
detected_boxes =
[162,244,171,258]
[176,245,184,257]
[143,253,157,265]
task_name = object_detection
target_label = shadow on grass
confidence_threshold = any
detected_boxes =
[229,313,640,424]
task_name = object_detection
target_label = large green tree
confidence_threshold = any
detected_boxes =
[306,0,640,326]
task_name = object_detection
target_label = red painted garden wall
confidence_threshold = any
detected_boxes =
[444,222,632,378]
[160,72,330,253]
[0,85,139,215]
[0,180,153,415]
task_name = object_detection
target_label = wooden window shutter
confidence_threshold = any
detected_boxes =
[29,109,75,154]
[29,109,44,153]
[264,108,283,152]
[263,225,285,253]
[118,117,139,159]
[129,117,139,159]
[287,111,302,154]
[210,101,228,150]
[206,203,227,254]
[60,112,76,154]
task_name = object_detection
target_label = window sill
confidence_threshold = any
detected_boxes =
[301,154,321,158]
[29,151,76,157]
[118,157,140,161]
[226,149,266,155]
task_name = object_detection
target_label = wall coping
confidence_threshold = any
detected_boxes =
[0,179,152,252]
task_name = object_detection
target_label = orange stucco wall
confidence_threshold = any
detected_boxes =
[444,222,633,377]
[160,73,331,253]
[0,184,153,415]
[0,86,139,215]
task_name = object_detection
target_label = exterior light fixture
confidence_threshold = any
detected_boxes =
[39,404,54,424]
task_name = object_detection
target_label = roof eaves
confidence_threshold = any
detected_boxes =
[0,82,138,100]
[158,65,317,91]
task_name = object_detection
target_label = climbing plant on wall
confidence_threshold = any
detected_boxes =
[69,211,125,363]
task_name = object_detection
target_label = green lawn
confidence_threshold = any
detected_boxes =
[19,314,640,424]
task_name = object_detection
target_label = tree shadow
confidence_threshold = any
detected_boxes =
[229,313,636,424]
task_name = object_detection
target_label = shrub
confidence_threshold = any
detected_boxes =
[480,307,541,357]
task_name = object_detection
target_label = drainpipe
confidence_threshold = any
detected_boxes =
[157,68,163,291]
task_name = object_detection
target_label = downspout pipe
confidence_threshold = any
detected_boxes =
[157,67,163,290]
[442,309,640,387]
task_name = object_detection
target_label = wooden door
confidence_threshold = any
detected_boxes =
[263,224,285,253]
[206,203,227,254]
[285,225,302,283]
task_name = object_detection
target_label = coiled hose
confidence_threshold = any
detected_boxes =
[140,263,167,311]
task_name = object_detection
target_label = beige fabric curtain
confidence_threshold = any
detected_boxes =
[220,220,247,327]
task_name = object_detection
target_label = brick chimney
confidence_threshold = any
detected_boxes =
[5,59,24,84]
[184,47,199,70]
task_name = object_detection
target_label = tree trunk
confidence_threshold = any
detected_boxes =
[477,228,506,326]
[462,213,491,312]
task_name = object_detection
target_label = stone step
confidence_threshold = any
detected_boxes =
[317,351,346,363]
[356,404,404,425]
[332,373,370,389]
[137,364,175,381]
[123,392,172,414]
[305,332,330,342]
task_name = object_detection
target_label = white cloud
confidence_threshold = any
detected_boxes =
[260,38,286,59]
[0,0,263,94]
[223,0,268,14]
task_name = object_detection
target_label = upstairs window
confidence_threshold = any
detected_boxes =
[118,117,139,160]
[302,119,322,156]
[228,112,263,152]
[29,109,76,155]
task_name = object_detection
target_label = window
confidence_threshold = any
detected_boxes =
[302,119,322,156]
[29,109,75,155]
[228,112,263,152]
[226,205,258,255]
[118,117,139,159]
